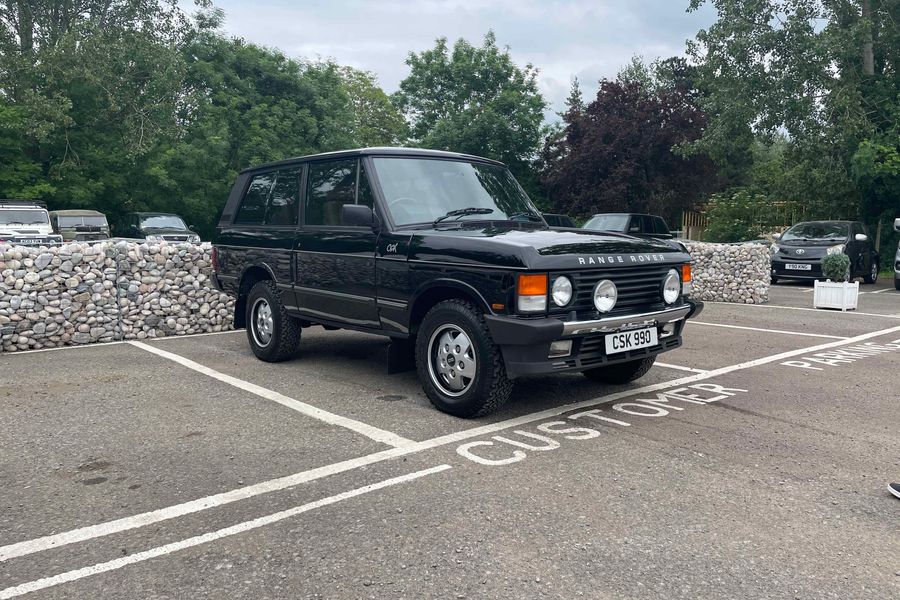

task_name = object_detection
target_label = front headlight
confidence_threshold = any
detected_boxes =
[826,244,845,255]
[551,276,572,307]
[770,244,780,254]
[145,234,164,242]
[662,269,680,304]
[189,235,201,243]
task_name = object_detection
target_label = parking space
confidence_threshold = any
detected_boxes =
[2,296,899,599]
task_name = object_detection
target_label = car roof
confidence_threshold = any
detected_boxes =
[791,220,855,224]
[589,213,655,218]
[49,209,106,217]
[129,212,183,217]
[241,147,506,174]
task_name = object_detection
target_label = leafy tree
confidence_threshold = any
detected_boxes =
[540,78,715,223]
[686,0,900,225]
[339,66,408,147]
[393,31,546,196]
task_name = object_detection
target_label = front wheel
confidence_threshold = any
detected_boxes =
[246,280,301,362]
[415,300,512,418]
[582,356,656,384]
[863,261,878,284]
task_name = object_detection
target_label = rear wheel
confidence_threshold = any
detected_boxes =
[246,280,301,362]
[863,261,878,284]
[770,275,779,284]
[415,299,512,418]
[582,356,656,384]
[895,277,900,291]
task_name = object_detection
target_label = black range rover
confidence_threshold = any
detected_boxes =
[213,148,703,417]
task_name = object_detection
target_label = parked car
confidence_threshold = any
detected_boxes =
[0,200,63,246]
[213,148,703,418]
[542,213,576,228]
[770,220,879,284]
[582,213,687,252]
[118,212,201,243]
[894,217,900,291]
[49,209,110,242]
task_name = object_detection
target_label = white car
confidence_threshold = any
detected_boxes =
[0,201,63,246]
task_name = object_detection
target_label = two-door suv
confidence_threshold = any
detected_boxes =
[213,148,703,417]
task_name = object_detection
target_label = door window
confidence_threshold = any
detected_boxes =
[306,159,358,226]
[265,169,300,226]
[236,172,276,225]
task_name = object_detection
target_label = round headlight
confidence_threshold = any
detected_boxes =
[662,269,680,304]
[551,276,572,307]
[593,279,617,313]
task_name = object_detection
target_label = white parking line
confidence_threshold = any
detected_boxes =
[0,465,452,600]
[711,302,900,319]
[689,321,848,340]
[869,288,892,294]
[655,362,708,373]
[129,341,415,449]
[5,323,900,566]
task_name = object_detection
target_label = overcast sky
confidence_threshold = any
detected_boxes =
[205,0,717,118]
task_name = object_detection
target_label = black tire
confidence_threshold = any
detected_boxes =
[415,299,512,418]
[771,275,779,285]
[582,356,656,384]
[245,280,301,362]
[895,278,900,291]
[863,261,878,284]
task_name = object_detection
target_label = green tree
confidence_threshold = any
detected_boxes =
[339,66,408,147]
[686,0,900,223]
[393,31,546,196]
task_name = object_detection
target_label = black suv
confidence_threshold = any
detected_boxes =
[770,220,880,284]
[118,212,201,243]
[213,148,703,417]
[582,213,687,252]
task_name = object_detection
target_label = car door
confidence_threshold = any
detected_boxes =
[294,158,379,328]
[849,222,867,276]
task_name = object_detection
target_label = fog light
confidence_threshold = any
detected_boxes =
[593,279,617,312]
[548,339,572,358]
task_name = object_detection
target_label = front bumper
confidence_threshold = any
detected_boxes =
[771,256,824,280]
[484,299,703,378]
[0,235,64,246]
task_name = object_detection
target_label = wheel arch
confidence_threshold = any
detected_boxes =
[408,280,492,335]
[235,264,276,328]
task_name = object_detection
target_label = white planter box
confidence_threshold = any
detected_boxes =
[813,280,859,311]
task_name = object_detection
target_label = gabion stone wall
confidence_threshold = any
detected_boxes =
[684,241,770,304]
[0,241,234,352]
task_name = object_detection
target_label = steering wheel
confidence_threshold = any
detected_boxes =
[386,196,420,222]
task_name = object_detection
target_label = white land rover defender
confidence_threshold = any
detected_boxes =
[0,201,63,246]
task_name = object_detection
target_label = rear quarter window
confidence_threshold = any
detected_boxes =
[235,172,276,225]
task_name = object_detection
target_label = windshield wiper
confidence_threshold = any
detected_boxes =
[433,207,494,224]
[508,212,543,222]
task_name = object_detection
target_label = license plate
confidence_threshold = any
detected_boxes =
[16,239,42,245]
[785,263,812,271]
[605,327,658,355]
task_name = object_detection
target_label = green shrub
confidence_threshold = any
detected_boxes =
[822,253,850,282]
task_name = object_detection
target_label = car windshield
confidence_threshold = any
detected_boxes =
[781,222,849,242]
[0,209,49,225]
[582,214,630,231]
[371,157,542,227]
[58,216,107,227]
[141,215,187,229]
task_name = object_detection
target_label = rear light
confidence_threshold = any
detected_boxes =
[681,263,692,296]
[517,273,547,313]
[211,246,219,273]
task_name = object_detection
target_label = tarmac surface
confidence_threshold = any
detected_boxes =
[1,280,899,599]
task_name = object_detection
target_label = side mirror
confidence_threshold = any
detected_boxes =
[342,204,375,227]
[894,217,900,233]
[773,233,781,240]
[854,233,868,242]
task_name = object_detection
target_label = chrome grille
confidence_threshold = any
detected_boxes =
[550,264,674,318]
